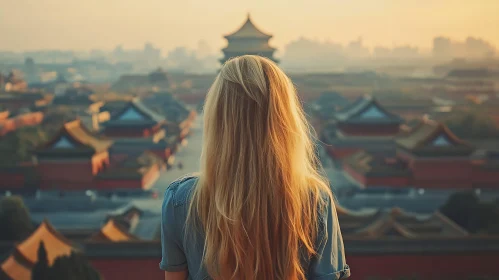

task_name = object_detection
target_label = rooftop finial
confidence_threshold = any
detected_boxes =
[247,12,251,21]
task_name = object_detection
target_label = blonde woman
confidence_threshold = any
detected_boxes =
[160,55,350,280]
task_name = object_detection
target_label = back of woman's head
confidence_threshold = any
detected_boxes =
[189,55,331,280]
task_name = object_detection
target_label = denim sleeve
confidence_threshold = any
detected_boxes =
[159,185,188,271]
[308,196,351,279]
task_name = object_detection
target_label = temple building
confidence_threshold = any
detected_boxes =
[101,98,166,138]
[322,95,404,159]
[344,118,499,189]
[0,221,78,280]
[101,98,173,161]
[220,14,278,64]
[35,119,113,190]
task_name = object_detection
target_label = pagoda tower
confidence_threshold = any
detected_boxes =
[220,14,278,64]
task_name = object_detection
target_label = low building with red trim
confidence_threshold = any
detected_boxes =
[35,120,113,190]
[344,118,499,189]
[100,98,173,161]
[322,95,404,159]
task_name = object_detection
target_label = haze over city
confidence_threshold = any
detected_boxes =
[1,1,499,279]
[2,0,499,52]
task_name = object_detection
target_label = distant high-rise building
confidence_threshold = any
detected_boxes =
[220,14,278,65]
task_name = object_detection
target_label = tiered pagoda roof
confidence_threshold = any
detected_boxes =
[102,98,165,128]
[347,207,468,238]
[396,119,474,156]
[0,221,78,280]
[88,219,139,242]
[221,14,278,64]
[335,95,404,125]
[36,119,113,157]
[224,14,272,40]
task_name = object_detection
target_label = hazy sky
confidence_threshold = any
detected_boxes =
[1,0,498,53]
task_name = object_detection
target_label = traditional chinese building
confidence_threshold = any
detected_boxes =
[100,98,175,161]
[101,98,165,138]
[35,119,113,190]
[344,118,499,189]
[322,95,404,159]
[220,14,278,65]
[0,220,78,280]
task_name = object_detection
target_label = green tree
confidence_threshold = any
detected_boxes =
[47,252,102,280]
[440,191,499,234]
[32,241,50,280]
[0,125,49,164]
[0,196,34,241]
[32,243,102,280]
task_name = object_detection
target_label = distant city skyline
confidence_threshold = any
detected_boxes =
[1,0,499,53]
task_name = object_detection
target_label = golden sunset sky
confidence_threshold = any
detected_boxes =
[1,0,498,52]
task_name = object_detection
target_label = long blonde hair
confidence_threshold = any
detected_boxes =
[188,55,332,280]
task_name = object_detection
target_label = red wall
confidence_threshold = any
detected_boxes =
[410,159,473,189]
[327,146,360,160]
[95,166,159,190]
[38,160,94,190]
[0,173,25,189]
[343,164,410,187]
[38,153,109,190]
[95,179,144,190]
[90,254,499,280]
[91,259,164,280]
[347,254,499,280]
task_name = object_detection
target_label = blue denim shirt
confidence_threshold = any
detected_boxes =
[160,175,351,280]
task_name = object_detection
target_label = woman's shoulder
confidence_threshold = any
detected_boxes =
[164,174,199,207]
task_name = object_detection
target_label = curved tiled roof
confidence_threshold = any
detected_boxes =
[104,98,165,126]
[88,219,139,242]
[1,220,78,280]
[348,208,468,239]
[16,220,76,265]
[335,95,403,124]
[395,119,474,156]
[1,254,31,280]
[224,14,272,39]
[39,119,113,153]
